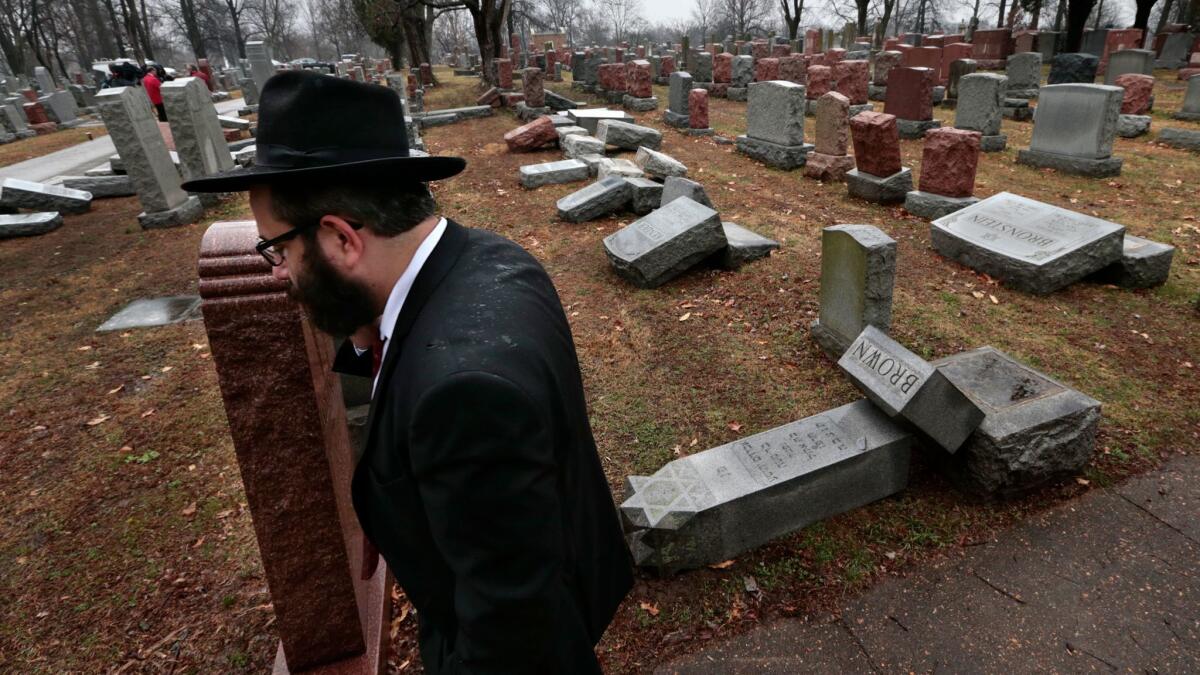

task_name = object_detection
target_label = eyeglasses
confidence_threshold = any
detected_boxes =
[255,219,364,267]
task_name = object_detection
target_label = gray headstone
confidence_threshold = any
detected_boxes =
[1081,29,1108,57]
[566,107,633,134]
[839,326,984,452]
[1177,75,1200,119]
[95,86,200,226]
[634,146,688,179]
[1027,84,1121,159]
[596,120,662,151]
[556,176,631,222]
[0,212,63,239]
[955,73,1006,136]
[930,191,1125,294]
[745,80,807,146]
[561,133,606,159]
[161,77,235,202]
[0,103,31,136]
[720,221,779,269]
[246,41,275,94]
[810,224,896,360]
[668,71,693,114]
[34,66,55,93]
[519,159,589,188]
[732,55,754,87]
[0,178,91,214]
[931,346,1101,497]
[693,52,714,82]
[659,176,712,209]
[238,78,260,106]
[946,59,979,101]
[603,196,725,288]
[97,296,202,332]
[555,125,588,142]
[596,157,644,179]
[40,92,79,126]
[1158,32,1194,68]
[1103,49,1153,85]
[1086,233,1175,289]
[1157,126,1200,151]
[1005,52,1041,95]
[60,175,135,198]
[1047,52,1098,84]
[626,176,664,214]
[620,398,910,574]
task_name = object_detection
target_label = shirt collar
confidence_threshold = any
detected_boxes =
[378,216,447,347]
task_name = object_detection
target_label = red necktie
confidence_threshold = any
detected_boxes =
[362,335,384,580]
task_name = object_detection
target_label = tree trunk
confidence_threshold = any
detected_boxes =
[998,0,1008,27]
[1132,0,1157,37]
[1054,0,1067,29]
[1066,0,1098,51]
[226,0,245,58]
[100,0,127,57]
[1154,0,1175,33]
[1180,0,1198,24]
[1093,0,1104,28]
[181,0,208,60]
[1031,0,1042,28]
[857,0,869,35]
[138,0,155,60]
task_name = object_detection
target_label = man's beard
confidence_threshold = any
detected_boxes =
[288,241,378,337]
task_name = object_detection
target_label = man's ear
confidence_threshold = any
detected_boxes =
[318,215,366,270]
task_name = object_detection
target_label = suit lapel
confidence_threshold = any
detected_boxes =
[359,219,470,463]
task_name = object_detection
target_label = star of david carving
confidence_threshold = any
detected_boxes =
[620,460,716,530]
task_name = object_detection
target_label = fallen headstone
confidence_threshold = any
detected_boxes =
[1157,127,1200,151]
[931,346,1101,498]
[0,212,63,239]
[568,107,634,135]
[60,175,136,198]
[620,399,911,574]
[659,176,713,209]
[504,116,558,152]
[0,177,91,214]
[930,191,1125,294]
[596,158,644,179]
[626,176,664,215]
[519,159,590,188]
[97,296,202,332]
[635,146,688,179]
[597,120,662,151]
[561,133,606,159]
[1086,234,1175,289]
[839,325,983,452]
[718,222,779,269]
[603,196,725,288]
[556,176,631,222]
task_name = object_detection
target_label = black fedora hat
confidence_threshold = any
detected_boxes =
[182,70,465,192]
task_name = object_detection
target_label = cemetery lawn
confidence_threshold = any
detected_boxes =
[0,125,109,168]
[0,66,1197,672]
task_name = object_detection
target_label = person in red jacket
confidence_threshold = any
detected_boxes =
[188,64,212,91]
[142,66,166,121]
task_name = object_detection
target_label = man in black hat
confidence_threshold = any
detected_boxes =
[184,70,632,673]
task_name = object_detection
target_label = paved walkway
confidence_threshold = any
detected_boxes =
[0,98,245,183]
[658,455,1200,673]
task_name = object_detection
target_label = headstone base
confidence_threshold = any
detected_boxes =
[1157,127,1200,151]
[0,212,62,238]
[1116,114,1151,138]
[810,318,851,360]
[896,118,941,139]
[802,152,856,181]
[10,129,36,140]
[622,95,659,112]
[930,347,1101,498]
[1002,101,1033,121]
[515,104,550,121]
[979,133,1008,152]
[868,84,887,101]
[904,191,979,220]
[846,168,913,204]
[734,136,813,169]
[1086,234,1174,289]
[1172,111,1200,122]
[138,196,204,230]
[719,221,779,269]
[726,87,748,101]
[1016,148,1123,177]
[848,103,873,117]
[627,176,663,214]
[1006,87,1039,99]
[663,110,690,127]
[684,127,715,136]
[61,175,135,197]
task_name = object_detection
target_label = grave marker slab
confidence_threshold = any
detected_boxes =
[1047,52,1099,84]
[955,73,1007,151]
[634,147,688,178]
[719,222,779,269]
[930,191,1125,294]
[61,175,135,198]
[1017,84,1123,177]
[736,80,813,169]
[162,77,235,207]
[556,176,631,222]
[664,71,693,127]
[97,296,202,332]
[838,326,983,452]
[0,178,91,213]
[810,225,896,359]
[0,212,62,238]
[1086,234,1175,289]
[597,120,662,150]
[626,176,664,214]
[1172,75,1200,121]
[567,107,634,135]
[519,159,590,188]
[621,399,910,574]
[931,347,1101,497]
[603,196,725,288]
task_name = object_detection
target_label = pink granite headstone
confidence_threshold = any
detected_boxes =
[833,60,868,104]
[939,43,974,84]
[851,111,903,177]
[522,67,545,107]
[689,88,710,129]
[660,55,676,78]
[497,58,513,89]
[779,55,807,84]
[714,53,733,83]
[755,57,780,82]
[884,67,934,120]
[1116,73,1154,114]
[918,127,981,197]
[628,60,653,97]
[807,65,832,99]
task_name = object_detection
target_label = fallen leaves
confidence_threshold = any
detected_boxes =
[708,559,736,570]
[727,421,742,432]
[85,414,111,427]
[678,312,691,322]
[181,502,197,517]
[639,601,659,617]
[107,384,124,395]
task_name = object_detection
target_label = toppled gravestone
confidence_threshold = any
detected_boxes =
[838,325,983,453]
[626,177,664,215]
[930,346,1101,498]
[603,196,726,288]
[1086,233,1175,289]
[634,147,687,178]
[562,133,606,159]
[719,222,779,269]
[620,399,911,574]
[0,178,91,214]
[556,176,631,222]
[597,120,663,151]
[0,212,63,238]
[930,191,1125,294]
[659,176,713,208]
[60,175,136,198]
[519,159,590,188]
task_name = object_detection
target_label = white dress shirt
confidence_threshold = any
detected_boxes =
[372,217,447,394]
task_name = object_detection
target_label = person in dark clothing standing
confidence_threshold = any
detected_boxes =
[180,70,633,674]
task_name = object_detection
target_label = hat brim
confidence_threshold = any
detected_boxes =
[181,154,467,192]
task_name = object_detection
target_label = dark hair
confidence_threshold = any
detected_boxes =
[267,180,437,239]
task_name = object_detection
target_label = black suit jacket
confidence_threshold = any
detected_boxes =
[350,219,633,674]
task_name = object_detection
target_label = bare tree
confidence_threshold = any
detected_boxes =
[778,0,804,39]
[721,0,770,37]
[604,0,642,43]
[692,0,718,43]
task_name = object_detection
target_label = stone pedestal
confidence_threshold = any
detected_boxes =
[896,118,942,139]
[846,168,912,203]
[904,191,980,220]
[198,220,391,674]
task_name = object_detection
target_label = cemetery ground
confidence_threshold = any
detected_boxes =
[1,66,1198,672]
